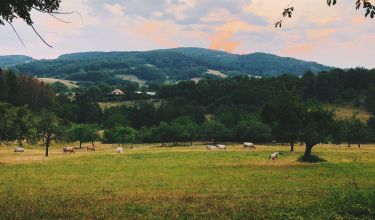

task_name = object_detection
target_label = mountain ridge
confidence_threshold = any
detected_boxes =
[2,47,333,84]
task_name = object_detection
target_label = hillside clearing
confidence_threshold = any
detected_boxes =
[116,74,147,86]
[206,69,228,78]
[38,78,78,89]
[1,144,374,219]
[330,105,371,122]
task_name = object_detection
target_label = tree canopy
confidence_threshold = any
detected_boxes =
[276,0,375,28]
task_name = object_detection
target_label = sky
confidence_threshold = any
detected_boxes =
[0,0,374,68]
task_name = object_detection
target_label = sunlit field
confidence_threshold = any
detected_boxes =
[1,143,374,219]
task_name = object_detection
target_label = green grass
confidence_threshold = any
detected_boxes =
[0,144,374,219]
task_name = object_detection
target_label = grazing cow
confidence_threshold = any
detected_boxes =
[206,145,218,150]
[244,142,256,149]
[63,147,75,154]
[216,144,227,150]
[269,152,279,160]
[86,146,96,151]
[116,147,123,153]
[14,147,25,153]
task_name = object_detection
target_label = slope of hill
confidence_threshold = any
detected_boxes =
[0,55,33,67]
[13,48,332,84]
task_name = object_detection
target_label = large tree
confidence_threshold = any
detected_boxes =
[0,0,62,46]
[261,89,303,151]
[300,104,335,162]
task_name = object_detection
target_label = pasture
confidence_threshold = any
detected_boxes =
[38,78,79,89]
[0,144,374,219]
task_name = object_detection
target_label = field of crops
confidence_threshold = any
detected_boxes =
[1,143,374,219]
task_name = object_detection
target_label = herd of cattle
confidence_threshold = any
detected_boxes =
[12,142,280,160]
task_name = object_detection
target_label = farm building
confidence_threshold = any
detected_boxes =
[112,89,125,95]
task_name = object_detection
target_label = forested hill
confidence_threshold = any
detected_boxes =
[0,55,33,67]
[12,48,332,84]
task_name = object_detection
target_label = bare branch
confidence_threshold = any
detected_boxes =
[31,25,53,48]
[49,13,72,24]
[6,21,26,47]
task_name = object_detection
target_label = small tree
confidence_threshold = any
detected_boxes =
[153,122,175,146]
[345,117,369,148]
[171,117,198,145]
[331,119,347,146]
[37,110,62,157]
[68,124,99,148]
[202,121,228,144]
[233,116,272,143]
[103,126,136,147]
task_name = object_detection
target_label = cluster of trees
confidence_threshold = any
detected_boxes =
[0,69,54,109]
[0,103,63,156]
[160,68,375,109]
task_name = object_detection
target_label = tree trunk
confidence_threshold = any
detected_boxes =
[302,143,314,162]
[290,141,294,152]
[79,140,82,149]
[358,143,361,148]
[92,141,95,147]
[348,142,351,147]
[45,134,51,157]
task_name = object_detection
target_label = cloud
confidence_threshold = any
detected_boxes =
[210,32,240,52]
[103,3,125,16]
[0,0,374,68]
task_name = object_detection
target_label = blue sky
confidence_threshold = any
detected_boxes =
[0,0,374,68]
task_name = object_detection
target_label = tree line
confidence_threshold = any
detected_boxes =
[0,69,54,110]
[1,68,375,161]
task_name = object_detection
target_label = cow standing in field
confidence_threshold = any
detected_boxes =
[116,147,123,153]
[14,147,25,153]
[269,152,279,161]
[63,147,75,154]
[216,144,227,150]
[206,145,218,150]
[86,146,96,151]
[244,142,256,149]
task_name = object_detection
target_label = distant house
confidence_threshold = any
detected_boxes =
[112,89,125,95]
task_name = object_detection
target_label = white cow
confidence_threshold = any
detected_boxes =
[116,147,123,153]
[269,152,279,160]
[14,147,25,153]
[206,145,218,150]
[216,144,227,150]
[244,142,256,149]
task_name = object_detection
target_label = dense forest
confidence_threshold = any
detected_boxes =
[1,67,375,161]
[4,48,331,85]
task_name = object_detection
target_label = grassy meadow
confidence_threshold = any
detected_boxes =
[0,143,374,219]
